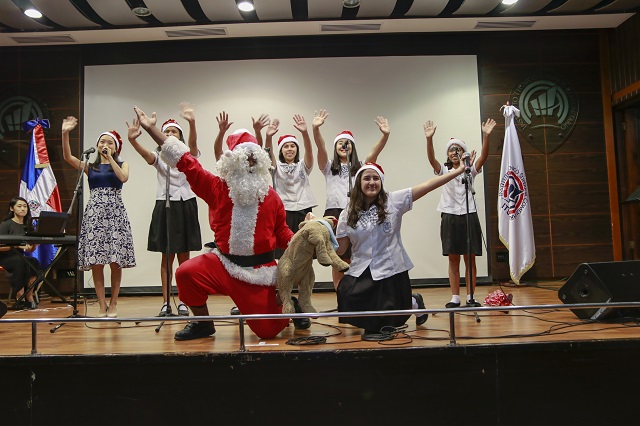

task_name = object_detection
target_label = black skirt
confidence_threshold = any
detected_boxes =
[275,208,312,259]
[148,198,202,253]
[337,267,412,332]
[440,212,483,256]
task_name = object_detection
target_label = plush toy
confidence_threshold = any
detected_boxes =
[278,217,349,314]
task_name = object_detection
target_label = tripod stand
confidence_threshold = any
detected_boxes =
[461,157,481,323]
[52,150,92,333]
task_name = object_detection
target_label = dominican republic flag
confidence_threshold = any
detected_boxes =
[498,105,536,284]
[19,118,63,268]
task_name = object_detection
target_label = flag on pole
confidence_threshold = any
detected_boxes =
[498,105,535,284]
[19,118,62,268]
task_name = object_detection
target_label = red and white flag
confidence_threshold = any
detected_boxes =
[498,105,535,284]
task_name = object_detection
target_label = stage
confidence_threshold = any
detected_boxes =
[2,284,640,425]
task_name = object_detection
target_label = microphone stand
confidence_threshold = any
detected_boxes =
[461,155,481,323]
[156,161,177,332]
[345,142,352,198]
[51,150,92,332]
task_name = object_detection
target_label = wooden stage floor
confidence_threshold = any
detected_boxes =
[2,282,639,357]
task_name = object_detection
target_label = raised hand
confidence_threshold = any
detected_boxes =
[252,113,269,133]
[216,111,233,133]
[482,118,497,135]
[423,120,437,139]
[134,106,154,130]
[126,118,141,141]
[375,116,389,135]
[293,114,307,133]
[266,118,280,137]
[179,101,195,123]
[312,109,329,128]
[62,116,78,133]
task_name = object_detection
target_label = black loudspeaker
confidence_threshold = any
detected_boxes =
[558,260,640,320]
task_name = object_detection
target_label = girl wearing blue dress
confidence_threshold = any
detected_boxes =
[62,117,136,318]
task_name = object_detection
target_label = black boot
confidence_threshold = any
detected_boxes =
[291,296,311,330]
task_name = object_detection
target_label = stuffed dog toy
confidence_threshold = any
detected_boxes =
[278,217,349,314]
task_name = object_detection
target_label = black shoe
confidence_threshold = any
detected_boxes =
[466,299,482,308]
[174,321,215,341]
[290,296,311,330]
[230,306,241,315]
[25,301,37,310]
[445,301,461,308]
[0,301,7,318]
[412,293,428,326]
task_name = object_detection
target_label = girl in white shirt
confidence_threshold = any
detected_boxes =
[265,115,317,258]
[335,161,465,335]
[126,103,202,317]
[424,118,496,308]
[312,109,390,289]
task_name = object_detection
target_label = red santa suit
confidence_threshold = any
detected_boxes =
[161,131,294,339]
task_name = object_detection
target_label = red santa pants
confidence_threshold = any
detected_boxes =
[175,253,290,339]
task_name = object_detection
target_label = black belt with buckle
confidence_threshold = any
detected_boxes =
[218,250,275,267]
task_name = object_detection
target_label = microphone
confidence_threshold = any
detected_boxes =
[102,148,108,155]
[82,147,96,155]
[342,141,349,152]
[461,152,471,168]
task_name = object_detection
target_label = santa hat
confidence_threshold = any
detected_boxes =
[226,129,260,153]
[98,130,123,155]
[161,119,183,135]
[355,162,385,183]
[445,138,468,156]
[334,130,355,146]
[277,134,299,154]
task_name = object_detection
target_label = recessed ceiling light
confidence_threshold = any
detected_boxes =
[343,0,361,8]
[24,8,43,19]
[237,1,255,12]
[132,7,151,17]
[502,0,518,5]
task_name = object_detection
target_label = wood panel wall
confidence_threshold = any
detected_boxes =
[0,29,618,290]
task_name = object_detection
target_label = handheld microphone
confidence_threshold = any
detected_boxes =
[342,141,349,152]
[82,147,96,155]
[102,148,108,155]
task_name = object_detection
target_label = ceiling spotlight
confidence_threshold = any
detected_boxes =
[24,8,43,19]
[343,0,361,7]
[237,1,255,12]
[131,7,151,17]
[502,0,518,4]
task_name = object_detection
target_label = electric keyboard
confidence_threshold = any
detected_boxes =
[0,235,77,246]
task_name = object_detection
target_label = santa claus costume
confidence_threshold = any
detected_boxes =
[160,129,295,340]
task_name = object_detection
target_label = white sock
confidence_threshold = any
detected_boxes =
[412,297,418,310]
[451,295,461,304]
[467,294,473,302]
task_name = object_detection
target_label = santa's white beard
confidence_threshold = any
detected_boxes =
[217,147,271,206]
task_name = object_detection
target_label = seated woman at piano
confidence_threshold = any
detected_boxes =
[0,196,40,310]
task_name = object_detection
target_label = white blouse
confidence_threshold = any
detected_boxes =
[153,151,197,201]
[336,188,414,280]
[436,162,481,215]
[322,160,361,210]
[273,160,317,211]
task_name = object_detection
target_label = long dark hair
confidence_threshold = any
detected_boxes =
[90,138,122,172]
[346,173,388,228]
[278,144,300,163]
[3,196,35,232]
[330,142,360,176]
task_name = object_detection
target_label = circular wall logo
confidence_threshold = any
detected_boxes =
[0,95,47,139]
[510,71,579,154]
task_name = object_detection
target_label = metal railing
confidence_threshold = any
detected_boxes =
[1,301,640,355]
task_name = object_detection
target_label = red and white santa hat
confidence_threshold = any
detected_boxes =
[445,138,468,156]
[277,134,299,154]
[355,161,385,183]
[161,119,183,134]
[97,130,123,155]
[226,128,260,152]
[333,130,355,147]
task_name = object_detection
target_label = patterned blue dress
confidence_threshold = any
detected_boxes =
[78,163,136,270]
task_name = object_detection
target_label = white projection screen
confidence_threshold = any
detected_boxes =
[83,55,488,290]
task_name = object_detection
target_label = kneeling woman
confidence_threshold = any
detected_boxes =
[335,161,465,334]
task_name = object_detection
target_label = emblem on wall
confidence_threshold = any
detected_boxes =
[0,95,48,139]
[510,70,579,154]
